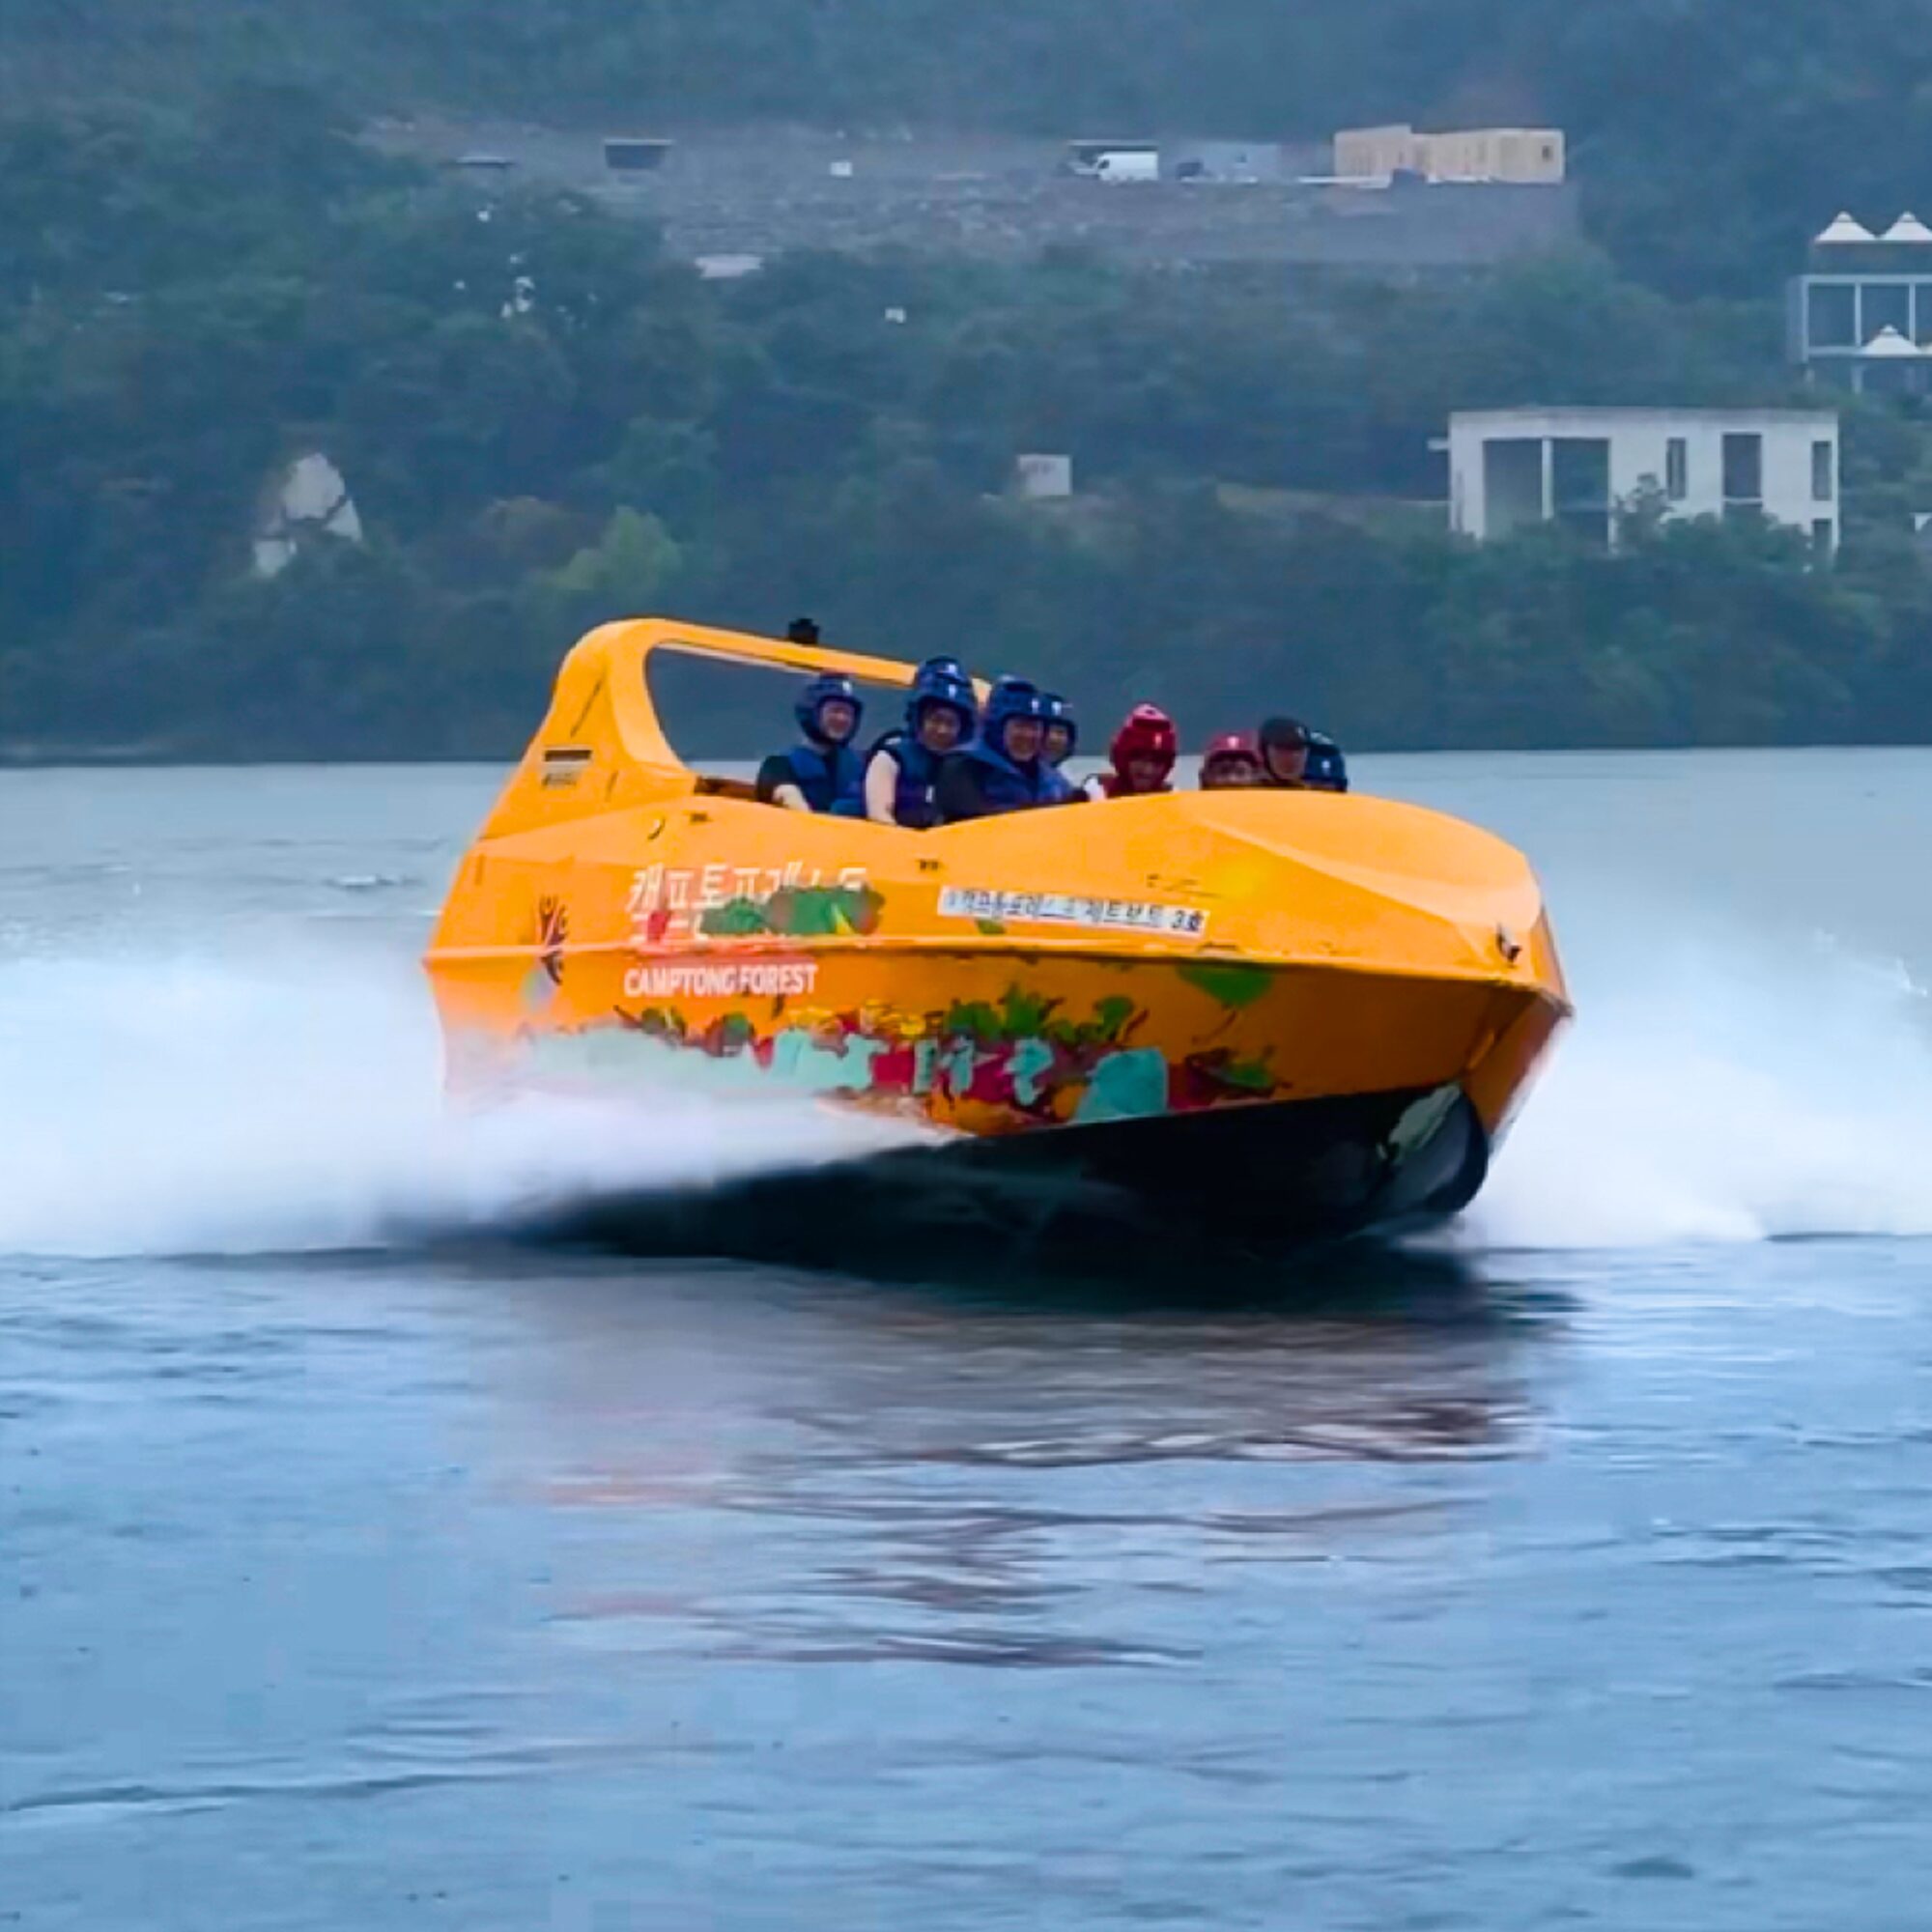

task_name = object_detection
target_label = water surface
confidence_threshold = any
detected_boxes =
[6,753,1932,1930]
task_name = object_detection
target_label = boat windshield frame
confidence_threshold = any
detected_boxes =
[583,617,988,779]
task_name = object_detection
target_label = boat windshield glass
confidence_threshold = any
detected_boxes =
[644,643,914,791]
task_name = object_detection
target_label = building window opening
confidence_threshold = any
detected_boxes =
[1481,437,1545,538]
[1812,518,1836,557]
[1812,440,1835,502]
[1807,283,1859,351]
[1722,432,1763,506]
[1551,437,1611,549]
[1863,282,1913,342]
[1665,437,1689,501]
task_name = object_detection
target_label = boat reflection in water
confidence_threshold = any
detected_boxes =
[495,1249,1551,1670]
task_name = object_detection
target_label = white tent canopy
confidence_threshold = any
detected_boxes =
[1862,326,1924,357]
[1816,212,1877,243]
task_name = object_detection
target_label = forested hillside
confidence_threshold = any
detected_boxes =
[6,93,1932,760]
[8,11,1932,757]
[14,0,1932,292]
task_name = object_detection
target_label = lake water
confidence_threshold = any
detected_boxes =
[7,753,1932,1929]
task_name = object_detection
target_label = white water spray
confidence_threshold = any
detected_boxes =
[1468,927,1932,1249]
[0,952,920,1259]
[4,915,1932,1260]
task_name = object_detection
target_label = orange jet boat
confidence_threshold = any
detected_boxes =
[425,619,1570,1242]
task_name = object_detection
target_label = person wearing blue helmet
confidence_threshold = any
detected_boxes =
[935,675,1060,822]
[1038,693,1082,804]
[864,656,979,828]
[756,664,866,814]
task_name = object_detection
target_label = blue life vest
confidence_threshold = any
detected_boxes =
[871,730,945,827]
[959,736,1049,810]
[784,741,865,815]
[1038,764,1081,805]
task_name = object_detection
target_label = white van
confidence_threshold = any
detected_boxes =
[1066,150,1151,184]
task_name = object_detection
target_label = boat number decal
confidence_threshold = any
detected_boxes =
[938,888,1208,937]
[623,958,819,1000]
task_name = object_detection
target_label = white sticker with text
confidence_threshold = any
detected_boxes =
[937,887,1208,937]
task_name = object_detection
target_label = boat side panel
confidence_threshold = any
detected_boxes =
[430,932,1553,1137]
[428,781,1566,1135]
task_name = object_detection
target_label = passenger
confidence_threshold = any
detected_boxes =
[1201,731,1264,790]
[1089,704,1178,800]
[864,656,979,828]
[1303,728,1350,793]
[934,676,1058,822]
[756,671,866,813]
[1039,693,1083,804]
[1040,694,1076,766]
[1257,716,1311,790]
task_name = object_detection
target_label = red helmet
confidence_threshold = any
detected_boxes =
[1109,704,1179,780]
[1203,730,1261,763]
[1201,731,1263,785]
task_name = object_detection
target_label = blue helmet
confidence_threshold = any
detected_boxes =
[1041,692,1077,759]
[795,672,863,745]
[982,675,1051,759]
[908,656,978,737]
[1304,729,1349,792]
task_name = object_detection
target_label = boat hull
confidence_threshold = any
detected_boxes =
[872,1077,1490,1238]
[519,1079,1490,1264]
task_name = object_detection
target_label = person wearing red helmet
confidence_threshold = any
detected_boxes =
[1088,704,1179,801]
[1200,731,1264,789]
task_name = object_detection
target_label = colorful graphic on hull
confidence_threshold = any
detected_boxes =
[590,971,1280,1131]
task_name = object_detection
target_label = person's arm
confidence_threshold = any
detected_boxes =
[864,749,901,825]
[933,756,991,823]
[755,754,811,812]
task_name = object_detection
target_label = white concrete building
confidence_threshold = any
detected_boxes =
[1447,408,1840,554]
